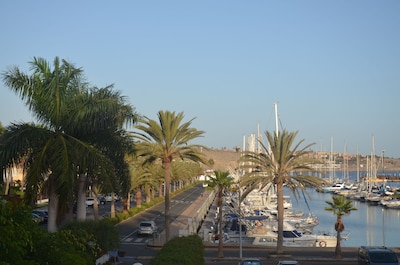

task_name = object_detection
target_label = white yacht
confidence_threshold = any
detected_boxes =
[248,220,346,248]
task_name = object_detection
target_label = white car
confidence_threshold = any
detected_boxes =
[85,197,97,206]
[104,194,120,202]
[137,220,158,236]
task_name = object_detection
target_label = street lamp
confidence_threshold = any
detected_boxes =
[382,207,385,246]
[238,181,242,259]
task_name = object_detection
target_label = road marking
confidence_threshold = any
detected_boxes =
[120,237,148,245]
[171,200,193,204]
[135,238,144,243]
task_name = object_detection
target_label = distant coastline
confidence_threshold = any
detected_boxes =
[202,148,400,172]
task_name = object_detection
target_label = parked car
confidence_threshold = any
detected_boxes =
[85,197,97,207]
[137,220,158,236]
[358,246,399,265]
[239,258,263,265]
[104,194,120,202]
[32,213,43,223]
[276,261,299,265]
[98,196,106,205]
[33,210,48,223]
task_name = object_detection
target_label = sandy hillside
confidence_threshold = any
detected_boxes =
[200,148,400,173]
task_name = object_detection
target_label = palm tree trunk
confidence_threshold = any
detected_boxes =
[110,192,116,218]
[335,230,342,259]
[217,188,224,258]
[92,184,99,221]
[136,188,142,208]
[145,185,151,203]
[276,182,285,254]
[122,197,128,213]
[47,177,59,232]
[164,160,171,242]
[335,216,344,259]
[76,173,87,221]
[4,168,10,195]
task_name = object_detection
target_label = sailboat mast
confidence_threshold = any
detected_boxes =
[274,102,279,136]
[356,145,360,183]
[343,142,349,183]
[371,134,377,182]
[257,123,261,153]
[330,137,334,183]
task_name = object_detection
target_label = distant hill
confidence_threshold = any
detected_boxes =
[200,148,400,173]
[200,148,241,171]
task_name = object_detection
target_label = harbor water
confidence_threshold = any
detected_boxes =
[288,181,400,248]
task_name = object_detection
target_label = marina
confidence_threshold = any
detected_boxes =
[292,185,400,248]
[202,170,400,248]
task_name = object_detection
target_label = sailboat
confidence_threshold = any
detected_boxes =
[360,135,385,204]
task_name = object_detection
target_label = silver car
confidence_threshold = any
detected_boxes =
[137,221,158,236]
[239,259,263,265]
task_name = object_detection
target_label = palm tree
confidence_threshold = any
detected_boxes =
[205,170,235,258]
[171,160,203,191]
[1,57,134,230]
[325,195,357,259]
[1,57,85,231]
[127,157,161,209]
[239,129,325,254]
[65,86,137,220]
[133,110,207,242]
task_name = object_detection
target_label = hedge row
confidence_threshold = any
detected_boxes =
[150,235,205,265]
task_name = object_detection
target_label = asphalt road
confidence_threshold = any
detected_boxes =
[115,185,205,264]
[113,185,360,265]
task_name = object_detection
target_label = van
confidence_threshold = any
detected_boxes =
[358,246,399,265]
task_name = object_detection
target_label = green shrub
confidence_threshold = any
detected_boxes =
[0,202,95,265]
[62,219,119,254]
[150,235,204,265]
[0,202,40,265]
[33,230,94,265]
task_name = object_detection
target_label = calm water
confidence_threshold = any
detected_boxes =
[288,187,400,248]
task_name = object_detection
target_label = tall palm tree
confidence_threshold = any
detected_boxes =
[1,57,85,231]
[240,129,325,254]
[205,170,235,258]
[133,110,207,242]
[127,157,161,209]
[171,160,203,190]
[65,86,137,220]
[0,57,133,230]
[325,195,357,259]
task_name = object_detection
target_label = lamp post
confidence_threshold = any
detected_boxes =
[231,167,243,259]
[382,207,385,246]
[238,181,242,259]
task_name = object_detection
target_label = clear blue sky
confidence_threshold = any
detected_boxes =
[1,1,399,158]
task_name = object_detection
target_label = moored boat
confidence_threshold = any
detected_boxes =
[248,220,343,248]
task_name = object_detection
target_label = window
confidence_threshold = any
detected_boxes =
[369,252,398,263]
